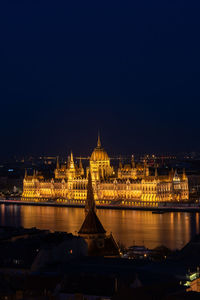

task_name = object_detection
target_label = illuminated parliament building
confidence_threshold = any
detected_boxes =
[22,135,189,207]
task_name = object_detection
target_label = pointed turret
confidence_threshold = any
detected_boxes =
[24,169,27,178]
[67,151,76,180]
[182,168,187,180]
[155,168,158,178]
[79,157,83,169]
[173,169,180,181]
[79,158,84,176]
[143,160,149,177]
[69,151,75,169]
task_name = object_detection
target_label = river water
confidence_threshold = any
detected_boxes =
[0,204,199,250]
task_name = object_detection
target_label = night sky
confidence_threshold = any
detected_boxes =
[1,1,200,158]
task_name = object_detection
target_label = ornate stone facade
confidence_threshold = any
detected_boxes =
[22,136,189,207]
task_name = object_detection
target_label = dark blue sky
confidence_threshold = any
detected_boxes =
[1,1,200,158]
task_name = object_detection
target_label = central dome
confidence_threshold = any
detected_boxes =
[91,147,109,161]
[90,134,109,161]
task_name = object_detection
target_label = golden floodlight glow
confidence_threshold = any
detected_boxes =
[22,135,189,206]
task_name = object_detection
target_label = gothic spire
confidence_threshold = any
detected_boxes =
[78,171,106,235]
[69,151,75,171]
[85,171,96,215]
[79,157,83,169]
[182,168,187,180]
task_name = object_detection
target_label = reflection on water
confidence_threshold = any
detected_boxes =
[0,204,200,250]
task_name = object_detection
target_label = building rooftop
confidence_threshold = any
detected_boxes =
[78,209,106,234]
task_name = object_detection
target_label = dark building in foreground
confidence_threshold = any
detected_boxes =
[78,172,120,257]
[0,226,200,298]
[0,226,87,272]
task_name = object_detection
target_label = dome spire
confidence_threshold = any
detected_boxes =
[70,151,74,162]
[97,131,101,148]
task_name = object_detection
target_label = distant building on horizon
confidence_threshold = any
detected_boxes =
[22,134,189,207]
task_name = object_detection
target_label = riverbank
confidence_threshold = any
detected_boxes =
[0,199,200,212]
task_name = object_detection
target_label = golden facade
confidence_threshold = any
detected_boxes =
[22,135,189,207]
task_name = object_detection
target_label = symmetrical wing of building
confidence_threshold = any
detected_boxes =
[22,135,189,207]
